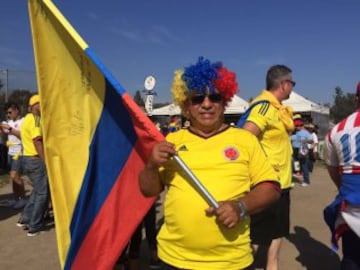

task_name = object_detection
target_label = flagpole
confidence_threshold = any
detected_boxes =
[172,155,219,208]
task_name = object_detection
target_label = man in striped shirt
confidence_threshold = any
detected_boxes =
[324,81,360,270]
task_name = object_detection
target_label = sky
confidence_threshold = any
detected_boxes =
[1,0,359,105]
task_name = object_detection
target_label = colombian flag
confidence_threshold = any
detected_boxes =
[28,1,163,269]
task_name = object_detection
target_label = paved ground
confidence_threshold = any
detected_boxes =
[0,162,342,269]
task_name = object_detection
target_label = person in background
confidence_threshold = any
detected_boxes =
[17,94,49,236]
[294,120,313,187]
[323,81,360,270]
[127,205,159,270]
[305,123,319,172]
[160,124,169,136]
[291,116,304,180]
[139,57,280,270]
[239,65,295,270]
[167,116,180,133]
[0,126,8,174]
[0,102,26,209]
[115,204,160,270]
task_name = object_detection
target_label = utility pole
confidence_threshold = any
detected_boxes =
[0,69,8,102]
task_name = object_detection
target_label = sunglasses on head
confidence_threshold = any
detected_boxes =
[190,93,223,105]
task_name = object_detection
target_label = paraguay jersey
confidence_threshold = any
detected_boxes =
[324,110,360,250]
[246,95,293,189]
[157,126,278,270]
[325,110,360,174]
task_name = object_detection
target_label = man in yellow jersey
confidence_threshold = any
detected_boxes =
[17,94,49,236]
[240,65,295,270]
[139,57,281,270]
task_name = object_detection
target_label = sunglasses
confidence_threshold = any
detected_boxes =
[190,93,223,105]
[284,80,296,87]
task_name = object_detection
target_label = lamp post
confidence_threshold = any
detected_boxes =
[143,75,157,116]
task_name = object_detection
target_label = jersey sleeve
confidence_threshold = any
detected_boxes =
[30,116,42,140]
[246,102,270,131]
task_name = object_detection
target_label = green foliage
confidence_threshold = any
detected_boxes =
[0,89,35,120]
[330,86,356,123]
[133,90,145,107]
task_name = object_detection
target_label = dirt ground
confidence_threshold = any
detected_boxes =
[0,162,342,270]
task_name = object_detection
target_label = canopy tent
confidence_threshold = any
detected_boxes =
[283,91,330,140]
[150,95,249,116]
[151,91,329,116]
[283,91,329,114]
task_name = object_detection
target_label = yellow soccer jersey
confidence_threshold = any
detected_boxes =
[246,94,293,189]
[157,126,278,270]
[21,113,42,156]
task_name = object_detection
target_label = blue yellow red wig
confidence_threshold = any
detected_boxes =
[171,57,238,111]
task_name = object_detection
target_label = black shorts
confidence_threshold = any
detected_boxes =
[342,229,360,268]
[250,191,290,246]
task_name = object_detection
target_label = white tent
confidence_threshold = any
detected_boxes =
[151,95,249,116]
[283,91,329,114]
[151,91,329,116]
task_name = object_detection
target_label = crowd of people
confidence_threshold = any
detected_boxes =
[291,116,319,187]
[0,95,51,236]
[0,57,359,270]
[137,58,359,270]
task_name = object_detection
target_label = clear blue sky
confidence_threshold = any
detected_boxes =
[1,0,359,104]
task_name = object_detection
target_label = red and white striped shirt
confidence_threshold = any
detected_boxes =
[325,110,360,174]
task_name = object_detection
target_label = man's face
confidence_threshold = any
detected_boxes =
[6,108,19,120]
[280,75,295,100]
[185,92,225,131]
[31,103,41,116]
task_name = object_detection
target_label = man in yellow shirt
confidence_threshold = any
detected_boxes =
[17,94,49,236]
[139,57,281,270]
[240,65,295,270]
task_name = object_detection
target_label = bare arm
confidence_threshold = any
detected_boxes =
[241,182,280,215]
[327,165,341,190]
[0,123,21,138]
[9,128,21,138]
[242,121,262,137]
[139,141,176,197]
[33,138,45,161]
[207,182,280,229]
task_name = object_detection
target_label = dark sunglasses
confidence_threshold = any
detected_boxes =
[190,93,223,105]
[285,80,296,87]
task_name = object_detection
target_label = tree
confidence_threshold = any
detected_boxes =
[8,89,35,116]
[330,86,356,123]
[133,90,145,107]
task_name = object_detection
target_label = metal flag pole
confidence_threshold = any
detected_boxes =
[172,155,219,208]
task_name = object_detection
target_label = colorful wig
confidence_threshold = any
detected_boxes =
[171,57,238,111]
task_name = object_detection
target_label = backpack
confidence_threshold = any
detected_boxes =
[236,100,270,127]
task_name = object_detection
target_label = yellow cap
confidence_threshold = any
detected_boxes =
[29,94,40,106]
